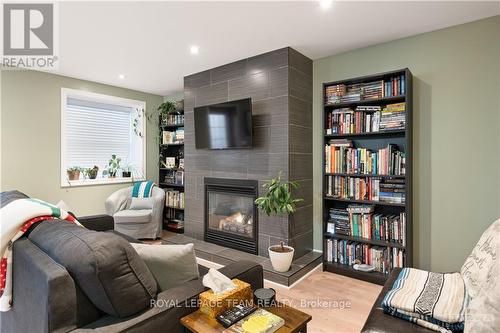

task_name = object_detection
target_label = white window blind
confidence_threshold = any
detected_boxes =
[65,98,132,169]
[61,89,146,186]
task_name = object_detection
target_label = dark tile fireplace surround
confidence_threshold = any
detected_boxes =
[183,47,313,259]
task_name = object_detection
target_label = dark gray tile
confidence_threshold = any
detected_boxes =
[258,211,289,239]
[289,96,311,128]
[289,125,311,154]
[195,82,228,107]
[269,67,288,98]
[185,70,211,89]
[289,204,313,237]
[270,125,288,154]
[210,151,248,174]
[263,270,289,286]
[252,126,271,152]
[292,251,322,267]
[185,198,204,222]
[228,71,269,102]
[291,179,313,208]
[183,111,194,133]
[289,153,312,181]
[185,154,210,173]
[289,67,312,102]
[261,260,303,278]
[289,231,313,259]
[194,250,212,261]
[258,234,270,257]
[217,248,268,264]
[288,48,313,77]
[248,153,288,179]
[252,96,288,127]
[247,48,288,75]
[184,88,196,110]
[211,59,247,83]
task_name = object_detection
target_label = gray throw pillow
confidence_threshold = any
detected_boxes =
[28,221,158,318]
[130,197,154,210]
[130,243,200,291]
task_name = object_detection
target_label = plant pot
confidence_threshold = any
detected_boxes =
[67,171,80,181]
[89,174,97,179]
[122,171,131,177]
[268,245,294,272]
[109,172,117,178]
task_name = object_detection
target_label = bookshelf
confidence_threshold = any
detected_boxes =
[322,69,413,285]
[159,103,185,234]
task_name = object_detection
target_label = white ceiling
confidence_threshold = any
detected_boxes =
[54,1,500,96]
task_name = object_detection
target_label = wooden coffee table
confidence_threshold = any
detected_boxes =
[180,301,311,333]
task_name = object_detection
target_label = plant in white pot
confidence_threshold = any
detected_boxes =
[255,171,303,272]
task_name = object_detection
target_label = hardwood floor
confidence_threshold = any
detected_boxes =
[265,265,381,333]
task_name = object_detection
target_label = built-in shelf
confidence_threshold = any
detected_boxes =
[161,142,184,147]
[324,95,405,109]
[165,206,184,211]
[324,232,406,250]
[160,168,185,172]
[325,130,405,139]
[161,123,184,129]
[324,196,405,207]
[324,173,405,179]
[323,262,388,285]
[160,183,184,188]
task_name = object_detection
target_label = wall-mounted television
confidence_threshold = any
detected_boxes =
[194,98,252,149]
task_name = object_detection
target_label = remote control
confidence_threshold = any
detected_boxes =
[216,304,257,328]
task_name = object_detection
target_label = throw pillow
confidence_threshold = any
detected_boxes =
[130,197,154,210]
[461,218,500,332]
[28,221,158,318]
[130,243,199,291]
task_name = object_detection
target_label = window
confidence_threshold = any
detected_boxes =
[61,88,146,187]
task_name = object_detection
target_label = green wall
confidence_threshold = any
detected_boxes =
[1,70,163,216]
[313,16,500,272]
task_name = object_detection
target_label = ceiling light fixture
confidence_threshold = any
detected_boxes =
[319,0,333,10]
[190,45,199,55]
[118,74,126,80]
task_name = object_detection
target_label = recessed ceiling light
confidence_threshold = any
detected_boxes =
[118,74,126,80]
[319,0,333,10]
[190,45,199,55]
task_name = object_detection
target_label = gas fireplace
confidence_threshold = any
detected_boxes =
[204,178,258,254]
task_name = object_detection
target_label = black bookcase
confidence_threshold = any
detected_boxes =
[158,104,185,234]
[322,69,413,285]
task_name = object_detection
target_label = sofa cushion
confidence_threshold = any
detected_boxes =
[114,209,152,224]
[0,190,29,207]
[130,197,154,210]
[27,220,158,318]
[130,243,199,291]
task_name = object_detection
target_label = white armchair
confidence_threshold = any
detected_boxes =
[105,186,165,239]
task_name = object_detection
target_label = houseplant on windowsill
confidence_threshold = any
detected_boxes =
[107,154,121,178]
[255,171,303,272]
[83,165,99,179]
[66,167,81,181]
[122,164,133,178]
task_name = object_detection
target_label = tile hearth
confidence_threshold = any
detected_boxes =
[161,231,322,286]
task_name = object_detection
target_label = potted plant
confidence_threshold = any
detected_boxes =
[84,165,99,179]
[156,101,176,124]
[107,154,121,178]
[255,171,303,272]
[66,167,81,181]
[122,164,133,178]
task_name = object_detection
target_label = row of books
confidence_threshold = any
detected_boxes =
[162,128,184,144]
[325,140,406,175]
[325,103,406,135]
[325,239,404,274]
[164,190,185,209]
[162,170,184,185]
[324,75,406,105]
[326,176,406,203]
[380,103,405,131]
[327,206,406,245]
[163,114,184,126]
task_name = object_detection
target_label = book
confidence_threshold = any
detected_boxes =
[224,308,284,333]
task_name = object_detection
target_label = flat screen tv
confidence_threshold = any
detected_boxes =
[194,98,252,149]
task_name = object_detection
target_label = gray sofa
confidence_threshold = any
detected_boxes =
[0,195,263,333]
[105,186,165,239]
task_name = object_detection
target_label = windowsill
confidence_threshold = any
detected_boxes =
[61,177,145,188]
